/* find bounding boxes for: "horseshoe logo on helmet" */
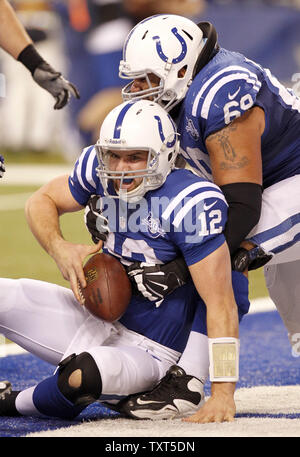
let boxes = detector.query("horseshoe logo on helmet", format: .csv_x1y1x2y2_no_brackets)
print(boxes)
154,115,176,147
152,27,187,64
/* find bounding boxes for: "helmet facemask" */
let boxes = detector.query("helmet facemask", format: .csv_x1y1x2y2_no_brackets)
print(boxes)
121,67,164,104
96,134,178,203
120,64,181,112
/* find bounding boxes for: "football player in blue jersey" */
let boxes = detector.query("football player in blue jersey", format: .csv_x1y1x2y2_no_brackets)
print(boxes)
0,0,79,178
0,154,5,177
0,100,249,423
83,14,300,422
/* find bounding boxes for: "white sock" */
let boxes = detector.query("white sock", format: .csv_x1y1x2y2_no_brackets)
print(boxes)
15,386,43,416
177,331,209,382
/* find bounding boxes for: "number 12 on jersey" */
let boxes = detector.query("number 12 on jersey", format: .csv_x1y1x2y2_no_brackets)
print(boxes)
198,209,222,236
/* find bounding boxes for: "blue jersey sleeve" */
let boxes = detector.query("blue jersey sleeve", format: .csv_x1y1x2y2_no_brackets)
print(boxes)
68,145,100,206
161,178,228,265
194,64,262,139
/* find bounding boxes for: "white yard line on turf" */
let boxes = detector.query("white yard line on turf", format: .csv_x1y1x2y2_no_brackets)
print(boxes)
1,164,72,186
0,192,34,210
0,164,72,210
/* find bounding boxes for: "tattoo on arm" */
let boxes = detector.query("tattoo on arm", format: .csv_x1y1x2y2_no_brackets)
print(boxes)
207,123,249,170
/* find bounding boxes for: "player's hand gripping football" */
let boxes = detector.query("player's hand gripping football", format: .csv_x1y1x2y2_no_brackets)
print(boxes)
0,155,5,178
50,238,102,304
84,194,110,243
33,62,80,110
84,195,190,306
126,257,190,307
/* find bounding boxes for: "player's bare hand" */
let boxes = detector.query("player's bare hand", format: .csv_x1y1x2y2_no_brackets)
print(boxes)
183,393,236,424
50,239,102,302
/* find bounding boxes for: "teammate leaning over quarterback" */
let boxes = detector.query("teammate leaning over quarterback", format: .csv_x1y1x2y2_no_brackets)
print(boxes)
0,100,249,423
119,13,300,333
0,0,79,177
82,14,300,421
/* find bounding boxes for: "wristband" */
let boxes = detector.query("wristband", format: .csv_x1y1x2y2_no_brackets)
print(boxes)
17,44,45,74
208,337,239,382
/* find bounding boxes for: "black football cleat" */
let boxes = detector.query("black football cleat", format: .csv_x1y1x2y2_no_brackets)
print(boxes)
0,381,20,416
0,381,12,400
120,365,205,420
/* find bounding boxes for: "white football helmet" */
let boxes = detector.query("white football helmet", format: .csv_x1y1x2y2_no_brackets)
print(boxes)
119,14,216,111
96,100,179,201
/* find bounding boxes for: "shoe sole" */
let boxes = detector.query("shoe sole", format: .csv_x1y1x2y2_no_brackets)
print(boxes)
123,399,205,421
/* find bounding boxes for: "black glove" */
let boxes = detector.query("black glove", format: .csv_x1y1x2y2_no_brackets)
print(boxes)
0,155,5,178
84,195,109,243
33,62,80,110
18,44,80,110
232,246,273,272
126,257,190,307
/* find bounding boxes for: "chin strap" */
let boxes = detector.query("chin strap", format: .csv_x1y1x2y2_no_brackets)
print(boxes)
193,22,219,77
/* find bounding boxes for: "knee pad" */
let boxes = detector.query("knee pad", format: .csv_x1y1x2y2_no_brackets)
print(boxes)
57,352,102,407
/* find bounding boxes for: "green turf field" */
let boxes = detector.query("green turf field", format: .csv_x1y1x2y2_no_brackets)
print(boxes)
0,184,268,299
0,184,91,288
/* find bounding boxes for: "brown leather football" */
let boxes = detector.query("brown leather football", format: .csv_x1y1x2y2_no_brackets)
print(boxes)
79,253,132,322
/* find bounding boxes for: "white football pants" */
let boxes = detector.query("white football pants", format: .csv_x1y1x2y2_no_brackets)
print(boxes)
0,278,179,404
247,175,300,346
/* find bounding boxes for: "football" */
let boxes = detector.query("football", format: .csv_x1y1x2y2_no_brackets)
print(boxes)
79,253,132,322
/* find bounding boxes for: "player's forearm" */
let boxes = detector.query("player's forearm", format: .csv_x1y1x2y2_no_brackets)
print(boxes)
189,243,239,408
189,242,239,337
205,265,239,384
206,293,239,338
206,290,239,405
206,297,238,414
0,0,32,59
207,299,238,395
25,193,64,258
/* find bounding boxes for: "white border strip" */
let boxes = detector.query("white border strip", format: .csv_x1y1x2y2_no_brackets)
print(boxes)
249,296,276,314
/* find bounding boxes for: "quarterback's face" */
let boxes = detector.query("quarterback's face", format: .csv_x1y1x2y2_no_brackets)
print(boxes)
107,149,148,192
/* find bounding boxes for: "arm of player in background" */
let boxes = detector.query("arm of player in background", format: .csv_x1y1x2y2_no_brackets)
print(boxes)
0,0,32,58
0,0,79,109
184,241,239,423
25,175,102,303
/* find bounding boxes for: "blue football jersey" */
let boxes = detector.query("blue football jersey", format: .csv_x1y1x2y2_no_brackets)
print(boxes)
68,145,232,352
178,48,300,189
